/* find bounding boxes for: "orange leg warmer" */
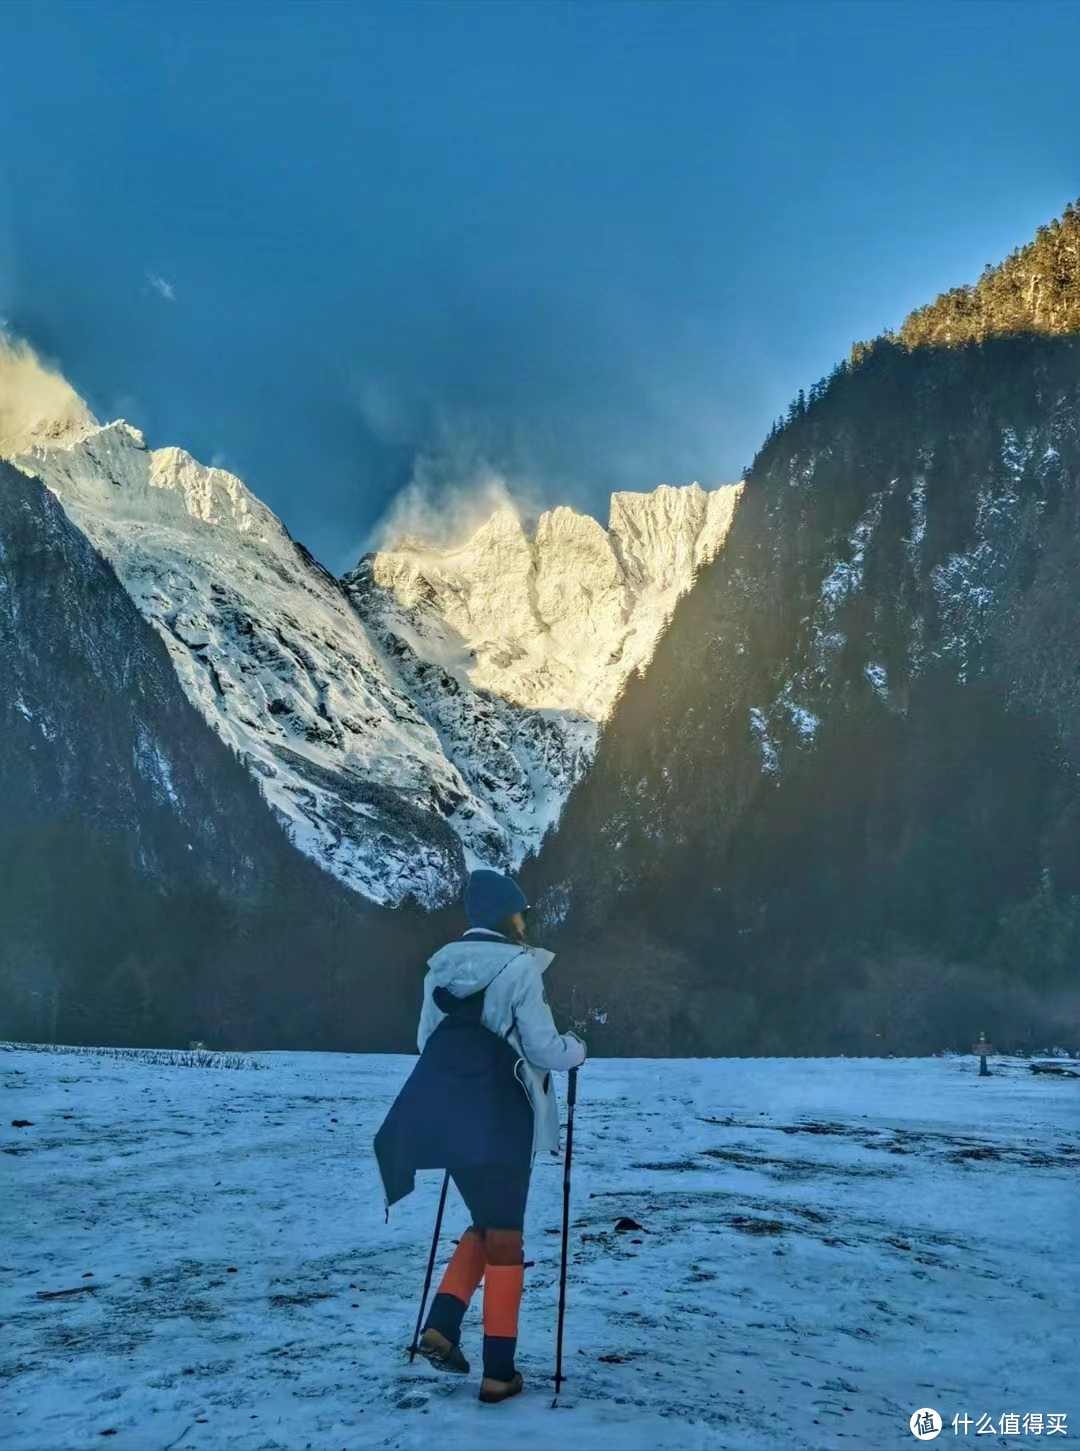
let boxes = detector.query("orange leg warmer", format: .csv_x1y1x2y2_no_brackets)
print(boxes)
435,1227,486,1306
482,1230,524,1340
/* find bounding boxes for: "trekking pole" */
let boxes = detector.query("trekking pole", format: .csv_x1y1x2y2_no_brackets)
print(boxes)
408,1170,450,1363
552,1065,579,1406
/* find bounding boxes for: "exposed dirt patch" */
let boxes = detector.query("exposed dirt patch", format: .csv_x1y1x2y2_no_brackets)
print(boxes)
701,1146,895,1178
630,1160,704,1172
268,1291,334,1309
725,1216,787,1236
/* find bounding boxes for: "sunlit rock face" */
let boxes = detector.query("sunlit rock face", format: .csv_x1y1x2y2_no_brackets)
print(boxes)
356,481,742,719
344,482,741,878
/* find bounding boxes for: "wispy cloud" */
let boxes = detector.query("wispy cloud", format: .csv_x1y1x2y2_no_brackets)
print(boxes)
360,398,549,559
0,333,95,455
147,273,176,302
369,468,524,555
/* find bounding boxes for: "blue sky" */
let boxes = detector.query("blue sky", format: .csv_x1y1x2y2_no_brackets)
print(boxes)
1,0,1078,570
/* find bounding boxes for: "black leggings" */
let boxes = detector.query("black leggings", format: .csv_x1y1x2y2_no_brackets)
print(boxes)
450,1164,530,1231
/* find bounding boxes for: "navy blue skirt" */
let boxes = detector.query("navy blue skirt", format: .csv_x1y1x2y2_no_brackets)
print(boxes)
375,1005,533,1209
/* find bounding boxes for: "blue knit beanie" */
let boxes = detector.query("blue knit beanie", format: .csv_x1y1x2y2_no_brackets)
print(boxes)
464,869,528,930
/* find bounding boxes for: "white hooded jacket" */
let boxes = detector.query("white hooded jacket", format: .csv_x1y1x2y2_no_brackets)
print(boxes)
418,930,586,1157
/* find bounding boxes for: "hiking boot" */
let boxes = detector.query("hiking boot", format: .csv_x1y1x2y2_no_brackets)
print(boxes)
417,1327,470,1373
479,1371,524,1403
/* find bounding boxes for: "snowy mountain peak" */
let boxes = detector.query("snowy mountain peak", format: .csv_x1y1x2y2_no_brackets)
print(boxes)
5,345,743,907
609,480,739,589
26,419,289,548
149,446,273,536
362,481,743,720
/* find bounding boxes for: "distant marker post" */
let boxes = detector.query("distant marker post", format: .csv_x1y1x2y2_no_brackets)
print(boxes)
971,1032,994,1078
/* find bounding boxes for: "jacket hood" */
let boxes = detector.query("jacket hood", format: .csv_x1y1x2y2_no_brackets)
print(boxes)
426,939,554,999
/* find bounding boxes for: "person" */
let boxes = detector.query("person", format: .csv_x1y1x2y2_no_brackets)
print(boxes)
374,868,586,1404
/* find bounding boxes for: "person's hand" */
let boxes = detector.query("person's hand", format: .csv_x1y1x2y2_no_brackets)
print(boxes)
564,1030,587,1062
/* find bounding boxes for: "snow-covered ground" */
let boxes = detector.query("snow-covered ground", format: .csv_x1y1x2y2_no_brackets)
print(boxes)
2,1049,1076,1449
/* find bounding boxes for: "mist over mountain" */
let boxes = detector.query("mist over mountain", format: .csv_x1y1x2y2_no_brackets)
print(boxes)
526,203,1080,1057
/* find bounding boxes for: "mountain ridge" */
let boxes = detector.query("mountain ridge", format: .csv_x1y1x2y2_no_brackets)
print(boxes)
5,354,741,906
861,196,1080,355
359,481,740,720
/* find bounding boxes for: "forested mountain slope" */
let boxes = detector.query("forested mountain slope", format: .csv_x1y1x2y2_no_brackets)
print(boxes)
892,199,1080,348
529,209,1080,1057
